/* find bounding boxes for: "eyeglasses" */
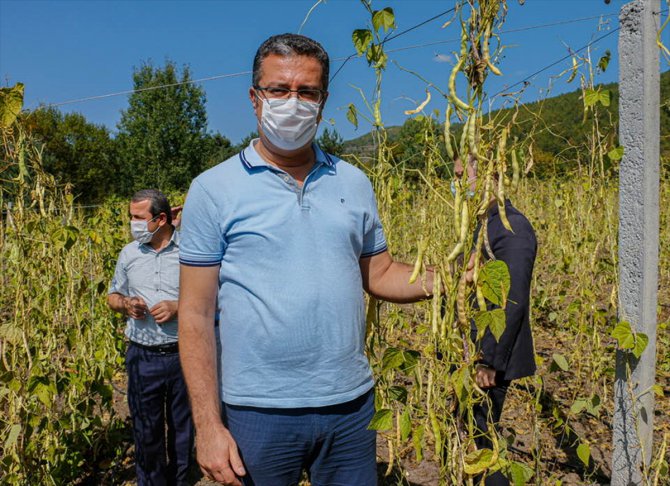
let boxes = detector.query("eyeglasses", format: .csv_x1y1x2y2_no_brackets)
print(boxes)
254,86,325,104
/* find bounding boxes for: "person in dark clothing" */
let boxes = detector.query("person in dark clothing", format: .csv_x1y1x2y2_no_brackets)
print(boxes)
456,156,538,486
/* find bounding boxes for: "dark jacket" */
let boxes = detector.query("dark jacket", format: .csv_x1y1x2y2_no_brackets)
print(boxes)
472,199,537,381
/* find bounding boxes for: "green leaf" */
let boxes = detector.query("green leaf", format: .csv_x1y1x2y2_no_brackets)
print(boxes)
551,353,569,372
372,7,396,33
5,424,21,449
400,408,412,441
570,399,588,415
0,83,24,128
388,385,408,404
611,321,635,349
352,29,373,56
599,90,611,107
450,366,470,407
577,442,590,466
381,347,404,371
368,408,393,431
508,461,534,485
346,103,358,129
366,44,388,69
632,332,649,359
463,448,495,475
584,89,599,107
598,50,611,72
586,394,602,416
475,309,507,342
412,424,424,462
607,145,624,161
479,260,510,307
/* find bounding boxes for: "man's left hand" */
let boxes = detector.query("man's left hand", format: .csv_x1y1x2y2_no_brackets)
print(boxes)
150,300,178,323
475,365,497,388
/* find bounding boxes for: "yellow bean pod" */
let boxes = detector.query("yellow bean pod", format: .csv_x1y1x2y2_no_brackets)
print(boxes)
444,104,454,160
408,239,427,284
497,169,513,232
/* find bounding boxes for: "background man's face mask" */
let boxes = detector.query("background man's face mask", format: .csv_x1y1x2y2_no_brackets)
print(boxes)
260,97,320,150
130,215,160,244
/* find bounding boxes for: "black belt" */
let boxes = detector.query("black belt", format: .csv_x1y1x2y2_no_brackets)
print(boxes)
130,341,179,354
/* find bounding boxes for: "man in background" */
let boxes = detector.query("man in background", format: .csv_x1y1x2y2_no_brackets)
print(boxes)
457,156,538,486
108,189,193,485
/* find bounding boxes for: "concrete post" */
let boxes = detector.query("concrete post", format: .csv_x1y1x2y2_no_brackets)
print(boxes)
613,1,660,484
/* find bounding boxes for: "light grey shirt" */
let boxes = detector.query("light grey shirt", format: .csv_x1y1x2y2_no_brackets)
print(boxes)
109,229,180,346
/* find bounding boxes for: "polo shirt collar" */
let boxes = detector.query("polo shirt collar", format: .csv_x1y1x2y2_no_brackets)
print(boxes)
140,226,179,251
239,138,335,170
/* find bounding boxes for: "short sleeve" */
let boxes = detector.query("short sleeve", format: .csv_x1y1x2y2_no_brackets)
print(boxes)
360,179,387,258
179,178,226,267
109,250,129,295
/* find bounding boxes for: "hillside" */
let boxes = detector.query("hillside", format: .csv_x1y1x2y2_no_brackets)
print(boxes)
342,70,670,171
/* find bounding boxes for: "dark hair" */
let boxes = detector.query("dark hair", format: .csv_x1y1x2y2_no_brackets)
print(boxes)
252,33,330,91
131,189,172,225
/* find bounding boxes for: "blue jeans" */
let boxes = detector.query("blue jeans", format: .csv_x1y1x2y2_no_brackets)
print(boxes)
126,343,194,486
222,388,377,486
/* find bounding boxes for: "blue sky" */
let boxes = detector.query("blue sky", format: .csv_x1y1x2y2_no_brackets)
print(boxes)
1,0,666,143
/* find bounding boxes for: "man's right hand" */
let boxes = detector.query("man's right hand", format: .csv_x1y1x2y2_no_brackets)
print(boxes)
124,296,148,319
197,424,246,485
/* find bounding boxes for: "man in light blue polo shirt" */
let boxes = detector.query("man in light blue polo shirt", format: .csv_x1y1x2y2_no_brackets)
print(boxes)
108,189,194,485
178,34,437,486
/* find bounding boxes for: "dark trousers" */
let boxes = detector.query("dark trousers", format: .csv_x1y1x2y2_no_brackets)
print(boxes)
222,389,377,486
472,380,511,486
126,342,194,486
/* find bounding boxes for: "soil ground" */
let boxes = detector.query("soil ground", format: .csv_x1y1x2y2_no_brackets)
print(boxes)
99,320,670,486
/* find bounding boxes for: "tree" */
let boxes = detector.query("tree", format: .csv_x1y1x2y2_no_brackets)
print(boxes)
203,132,238,170
317,127,344,157
25,107,119,202
116,60,210,194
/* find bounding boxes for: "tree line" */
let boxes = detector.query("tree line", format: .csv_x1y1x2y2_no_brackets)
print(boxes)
20,60,669,203
342,70,670,178
21,60,344,203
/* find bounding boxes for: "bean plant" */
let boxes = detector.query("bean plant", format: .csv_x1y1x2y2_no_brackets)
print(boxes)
0,85,128,484
348,1,669,485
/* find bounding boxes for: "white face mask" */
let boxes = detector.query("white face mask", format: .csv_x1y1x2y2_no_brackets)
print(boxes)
130,216,160,244
260,97,320,151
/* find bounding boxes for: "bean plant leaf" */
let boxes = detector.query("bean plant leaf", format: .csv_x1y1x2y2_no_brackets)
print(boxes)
413,424,424,462
366,44,388,69
382,347,404,371
607,146,624,161
400,407,412,441
368,408,393,431
584,88,610,108
598,50,611,72
0,83,24,129
599,89,611,107
584,89,599,107
551,353,569,371
346,103,358,129
479,260,510,307
352,29,373,56
475,309,506,342
632,332,649,359
372,7,396,33
463,448,496,475
611,321,635,349
577,442,591,466
5,424,21,449
570,398,588,415
508,461,534,485
388,385,408,404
